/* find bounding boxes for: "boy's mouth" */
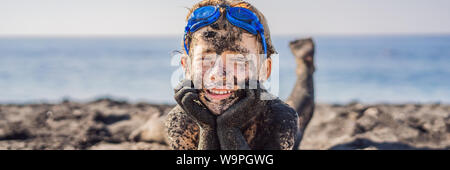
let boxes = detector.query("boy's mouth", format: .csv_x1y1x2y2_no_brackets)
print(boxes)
204,88,236,101
199,87,245,115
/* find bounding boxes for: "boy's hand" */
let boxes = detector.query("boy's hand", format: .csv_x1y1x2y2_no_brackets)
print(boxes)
174,80,216,129
217,81,265,129
215,81,267,150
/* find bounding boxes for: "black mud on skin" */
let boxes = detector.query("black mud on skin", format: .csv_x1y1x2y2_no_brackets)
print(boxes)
190,17,251,55
209,23,220,30
172,80,220,149
170,18,299,149
200,89,242,115
165,105,200,150
287,38,316,149
203,31,217,38
165,89,298,150
199,30,246,55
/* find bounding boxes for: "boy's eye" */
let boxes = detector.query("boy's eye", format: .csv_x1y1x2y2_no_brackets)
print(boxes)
193,56,211,62
235,58,246,63
228,55,246,62
201,54,216,61
202,57,213,61
230,59,246,67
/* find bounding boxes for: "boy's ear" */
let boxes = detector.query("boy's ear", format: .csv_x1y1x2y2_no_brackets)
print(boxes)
181,55,190,77
265,58,272,79
181,56,186,69
259,58,272,81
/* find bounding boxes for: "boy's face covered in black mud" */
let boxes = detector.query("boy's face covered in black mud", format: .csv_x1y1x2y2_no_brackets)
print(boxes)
184,16,269,115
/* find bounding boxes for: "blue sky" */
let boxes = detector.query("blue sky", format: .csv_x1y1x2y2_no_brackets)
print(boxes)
1,0,449,36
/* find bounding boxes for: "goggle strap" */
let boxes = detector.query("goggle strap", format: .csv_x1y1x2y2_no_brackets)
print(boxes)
184,29,190,55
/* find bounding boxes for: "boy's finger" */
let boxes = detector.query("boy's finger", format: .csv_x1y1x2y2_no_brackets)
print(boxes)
174,87,197,104
174,79,194,94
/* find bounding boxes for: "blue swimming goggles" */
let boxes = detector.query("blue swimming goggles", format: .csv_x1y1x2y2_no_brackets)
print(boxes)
184,5,267,57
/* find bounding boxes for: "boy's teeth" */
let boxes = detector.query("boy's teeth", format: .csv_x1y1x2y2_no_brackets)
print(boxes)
209,90,232,95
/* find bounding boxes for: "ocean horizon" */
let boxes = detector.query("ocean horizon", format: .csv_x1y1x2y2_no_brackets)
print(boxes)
0,35,449,104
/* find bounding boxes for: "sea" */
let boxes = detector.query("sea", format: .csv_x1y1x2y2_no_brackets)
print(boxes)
0,35,449,104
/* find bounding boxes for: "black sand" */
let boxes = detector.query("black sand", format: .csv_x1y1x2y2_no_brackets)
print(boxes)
0,99,449,150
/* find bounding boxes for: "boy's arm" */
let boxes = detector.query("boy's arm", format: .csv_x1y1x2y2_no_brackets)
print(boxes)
263,102,298,150
217,126,251,150
165,105,200,150
198,125,220,150
166,106,220,150
170,80,220,150
216,89,262,150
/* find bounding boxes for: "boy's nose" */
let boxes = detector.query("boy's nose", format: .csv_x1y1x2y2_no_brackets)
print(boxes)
209,68,227,81
208,60,228,83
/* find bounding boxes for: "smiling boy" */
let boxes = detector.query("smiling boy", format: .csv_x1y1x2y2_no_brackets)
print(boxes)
165,0,314,150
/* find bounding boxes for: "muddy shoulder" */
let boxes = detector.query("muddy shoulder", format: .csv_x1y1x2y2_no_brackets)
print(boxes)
0,99,449,150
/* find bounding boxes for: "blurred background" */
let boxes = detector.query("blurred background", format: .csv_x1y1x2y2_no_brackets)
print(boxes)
1,0,449,104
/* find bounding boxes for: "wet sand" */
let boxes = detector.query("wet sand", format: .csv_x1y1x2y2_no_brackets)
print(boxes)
0,98,449,150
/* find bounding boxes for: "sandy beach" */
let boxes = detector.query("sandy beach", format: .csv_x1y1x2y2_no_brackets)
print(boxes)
1,98,448,150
